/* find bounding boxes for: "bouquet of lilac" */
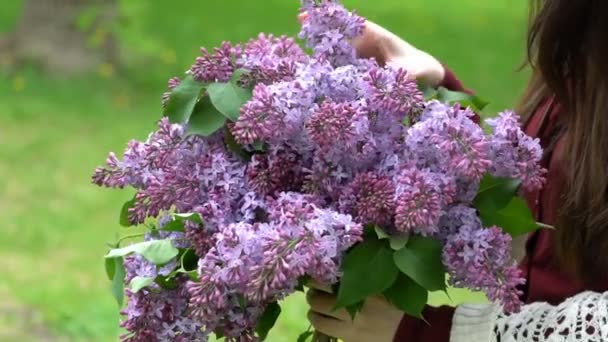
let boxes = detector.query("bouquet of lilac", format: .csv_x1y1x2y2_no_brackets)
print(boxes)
93,1,545,341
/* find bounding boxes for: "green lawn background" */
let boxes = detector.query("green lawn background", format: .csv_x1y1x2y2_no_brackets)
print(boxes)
0,0,528,340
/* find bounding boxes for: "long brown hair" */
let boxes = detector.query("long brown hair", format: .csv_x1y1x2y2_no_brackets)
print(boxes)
520,0,608,281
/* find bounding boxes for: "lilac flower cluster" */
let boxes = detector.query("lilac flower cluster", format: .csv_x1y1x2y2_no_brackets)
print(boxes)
441,209,525,313
188,193,362,334
94,0,545,339
299,0,366,66
120,235,206,342
239,33,307,85
487,111,546,190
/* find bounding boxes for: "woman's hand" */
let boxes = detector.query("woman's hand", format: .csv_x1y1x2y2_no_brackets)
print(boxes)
306,283,404,342
298,13,445,87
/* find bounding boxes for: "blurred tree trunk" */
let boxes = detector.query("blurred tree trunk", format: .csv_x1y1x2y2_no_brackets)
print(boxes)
2,0,119,74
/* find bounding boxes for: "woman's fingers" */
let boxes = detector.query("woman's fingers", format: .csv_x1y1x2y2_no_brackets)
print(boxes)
306,289,351,321
307,310,350,338
307,279,333,293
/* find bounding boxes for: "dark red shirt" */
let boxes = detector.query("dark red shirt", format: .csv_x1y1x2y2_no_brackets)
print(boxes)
393,70,606,341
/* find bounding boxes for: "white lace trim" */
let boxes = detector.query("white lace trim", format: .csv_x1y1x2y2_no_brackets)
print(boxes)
450,291,608,342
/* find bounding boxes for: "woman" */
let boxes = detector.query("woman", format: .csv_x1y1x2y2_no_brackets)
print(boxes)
304,1,608,341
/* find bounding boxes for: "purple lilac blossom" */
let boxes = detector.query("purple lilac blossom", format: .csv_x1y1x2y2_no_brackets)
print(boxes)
162,76,182,107
246,146,303,195
341,172,396,226
408,101,492,181
190,42,242,83
299,0,366,66
443,224,525,312
232,80,317,145
187,193,362,339
239,33,307,85
305,100,367,152
361,65,424,120
486,111,547,190
121,253,206,342
394,167,456,235
321,65,364,102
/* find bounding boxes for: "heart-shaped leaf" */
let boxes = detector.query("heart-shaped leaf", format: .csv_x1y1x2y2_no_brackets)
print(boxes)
105,239,178,265
436,87,489,112
479,197,539,236
119,196,136,227
129,276,155,293
256,302,281,341
111,257,125,306
186,96,226,137
161,220,185,233
389,236,409,251
336,239,399,308
383,273,428,318
163,75,204,124
207,81,253,121
474,175,521,212
172,213,203,224
393,236,446,291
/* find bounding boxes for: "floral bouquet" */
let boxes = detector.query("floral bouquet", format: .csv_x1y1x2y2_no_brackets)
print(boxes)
93,0,545,341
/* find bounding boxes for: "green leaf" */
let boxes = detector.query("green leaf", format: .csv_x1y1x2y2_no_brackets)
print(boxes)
393,236,446,291
419,84,438,101
161,220,185,232
436,87,489,112
473,175,537,236
336,240,399,308
383,273,428,318
186,96,227,137
256,302,281,341
474,175,521,212
186,270,199,281
206,81,253,121
111,257,125,306
172,213,203,224
155,275,180,290
479,197,539,236
345,301,365,320
119,196,136,227
252,141,265,152
105,257,116,281
163,75,204,124
297,331,314,342
129,276,155,293
389,236,409,251
374,225,390,240
105,239,179,265
180,248,199,272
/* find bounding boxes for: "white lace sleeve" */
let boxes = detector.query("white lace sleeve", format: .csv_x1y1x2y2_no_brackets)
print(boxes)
450,291,608,342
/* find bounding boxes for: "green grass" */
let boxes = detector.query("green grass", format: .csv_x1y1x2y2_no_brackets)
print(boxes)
0,0,527,340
